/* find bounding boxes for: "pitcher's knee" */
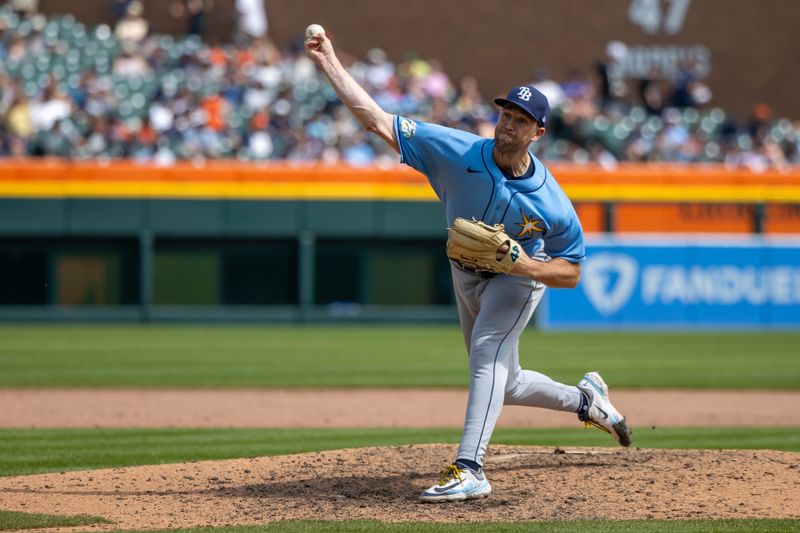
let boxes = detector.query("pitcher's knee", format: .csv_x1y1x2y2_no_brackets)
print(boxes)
504,379,525,402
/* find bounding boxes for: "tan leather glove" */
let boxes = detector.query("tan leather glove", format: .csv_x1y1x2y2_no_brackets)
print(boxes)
446,217,522,274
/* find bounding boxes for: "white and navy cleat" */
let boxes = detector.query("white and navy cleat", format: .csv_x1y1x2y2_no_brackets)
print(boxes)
577,371,632,447
419,463,492,503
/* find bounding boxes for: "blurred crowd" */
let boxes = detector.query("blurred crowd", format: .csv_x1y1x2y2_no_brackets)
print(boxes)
0,2,798,170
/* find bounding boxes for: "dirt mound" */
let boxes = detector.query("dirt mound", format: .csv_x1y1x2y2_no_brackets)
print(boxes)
1,444,798,531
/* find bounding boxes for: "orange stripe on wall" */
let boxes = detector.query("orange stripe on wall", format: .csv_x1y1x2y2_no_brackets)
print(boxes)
765,204,800,233
1,160,799,184
3,181,799,202
1,160,800,202
574,202,606,233
572,203,800,234
615,204,756,233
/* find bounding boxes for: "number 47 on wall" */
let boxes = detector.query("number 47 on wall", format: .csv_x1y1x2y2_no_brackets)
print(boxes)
629,0,692,35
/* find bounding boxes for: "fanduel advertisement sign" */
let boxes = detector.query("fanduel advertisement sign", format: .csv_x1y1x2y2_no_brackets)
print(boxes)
542,238,800,329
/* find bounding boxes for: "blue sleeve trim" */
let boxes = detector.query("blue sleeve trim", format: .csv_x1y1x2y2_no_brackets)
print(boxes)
393,115,407,165
551,254,586,263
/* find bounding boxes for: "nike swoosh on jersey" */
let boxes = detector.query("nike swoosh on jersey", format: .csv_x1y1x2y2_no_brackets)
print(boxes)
467,167,483,173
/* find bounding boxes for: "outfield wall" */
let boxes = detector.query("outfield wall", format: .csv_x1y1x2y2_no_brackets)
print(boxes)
1,161,798,326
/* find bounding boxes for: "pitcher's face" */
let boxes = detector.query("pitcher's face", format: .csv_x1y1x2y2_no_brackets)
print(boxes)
494,104,545,152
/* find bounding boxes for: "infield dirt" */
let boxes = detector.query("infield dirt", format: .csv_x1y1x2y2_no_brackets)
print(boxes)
3,389,800,428
1,389,799,530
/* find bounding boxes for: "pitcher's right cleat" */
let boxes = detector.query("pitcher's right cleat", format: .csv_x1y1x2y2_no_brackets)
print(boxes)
577,371,632,447
419,463,492,503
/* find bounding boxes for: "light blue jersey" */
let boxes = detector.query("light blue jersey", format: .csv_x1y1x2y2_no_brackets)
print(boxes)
394,115,585,263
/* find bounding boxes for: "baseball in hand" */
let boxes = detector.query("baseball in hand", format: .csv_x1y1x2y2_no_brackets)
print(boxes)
305,24,325,39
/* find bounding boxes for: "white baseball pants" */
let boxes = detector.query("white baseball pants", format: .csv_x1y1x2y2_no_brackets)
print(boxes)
450,264,584,465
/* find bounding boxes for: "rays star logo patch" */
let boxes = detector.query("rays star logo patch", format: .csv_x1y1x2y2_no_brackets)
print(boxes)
515,211,544,238
399,118,416,139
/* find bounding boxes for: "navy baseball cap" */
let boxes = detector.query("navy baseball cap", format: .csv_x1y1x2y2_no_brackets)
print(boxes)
494,85,550,126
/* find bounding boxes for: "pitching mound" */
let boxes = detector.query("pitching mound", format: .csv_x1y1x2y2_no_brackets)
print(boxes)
1,444,798,530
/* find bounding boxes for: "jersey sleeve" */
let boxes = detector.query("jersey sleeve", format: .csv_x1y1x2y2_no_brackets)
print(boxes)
543,206,586,263
393,115,474,199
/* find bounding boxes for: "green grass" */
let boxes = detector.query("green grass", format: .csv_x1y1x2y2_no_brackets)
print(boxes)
0,326,798,389
0,517,797,533
101,520,800,533
0,509,107,530
0,427,797,477
2,327,796,532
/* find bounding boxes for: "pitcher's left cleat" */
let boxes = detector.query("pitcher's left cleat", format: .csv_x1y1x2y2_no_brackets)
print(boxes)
419,463,491,503
577,371,632,447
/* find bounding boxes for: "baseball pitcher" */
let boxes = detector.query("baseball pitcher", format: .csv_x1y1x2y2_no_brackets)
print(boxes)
305,26,632,503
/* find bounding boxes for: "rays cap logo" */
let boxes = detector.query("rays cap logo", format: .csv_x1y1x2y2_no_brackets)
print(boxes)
582,253,638,316
494,85,550,126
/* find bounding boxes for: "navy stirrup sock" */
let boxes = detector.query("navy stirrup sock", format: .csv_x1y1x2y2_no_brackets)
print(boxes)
577,388,591,421
455,459,482,473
